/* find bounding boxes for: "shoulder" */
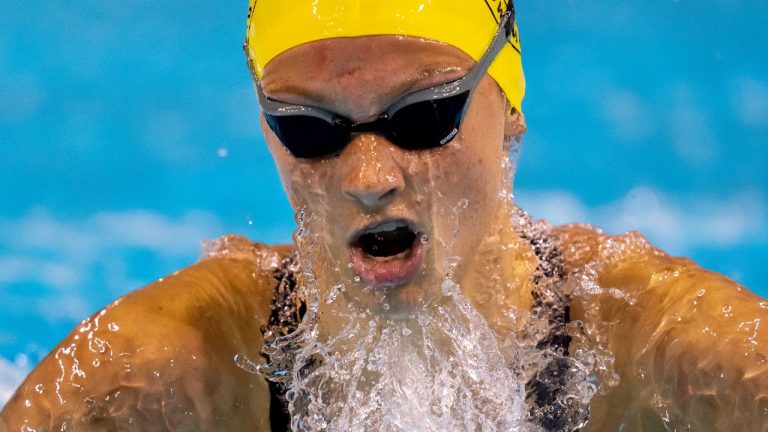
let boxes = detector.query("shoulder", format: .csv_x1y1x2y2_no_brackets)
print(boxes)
552,222,759,354
1,235,290,431
553,223,721,303
552,223,759,325
553,224,768,430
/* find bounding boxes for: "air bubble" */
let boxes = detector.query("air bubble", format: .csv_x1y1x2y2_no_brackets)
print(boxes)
326,284,343,304
454,198,469,212
416,313,431,327
446,256,461,268
441,279,458,296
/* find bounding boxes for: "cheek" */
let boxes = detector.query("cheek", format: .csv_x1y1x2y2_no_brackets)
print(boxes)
266,143,304,209
443,149,503,239
279,161,339,213
451,101,505,201
441,82,507,236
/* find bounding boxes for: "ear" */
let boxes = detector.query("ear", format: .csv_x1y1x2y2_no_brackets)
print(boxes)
503,101,526,151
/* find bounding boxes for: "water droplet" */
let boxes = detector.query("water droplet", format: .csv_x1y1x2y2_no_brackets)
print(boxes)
455,198,469,211
326,284,343,304
637,367,647,381
441,279,458,296
374,291,387,306
234,353,261,374
416,313,431,327
217,147,229,158
447,256,461,268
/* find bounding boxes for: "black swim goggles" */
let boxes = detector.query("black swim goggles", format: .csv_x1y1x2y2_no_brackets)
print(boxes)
256,10,516,159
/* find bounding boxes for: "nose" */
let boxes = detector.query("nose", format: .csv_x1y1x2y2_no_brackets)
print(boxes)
341,134,405,211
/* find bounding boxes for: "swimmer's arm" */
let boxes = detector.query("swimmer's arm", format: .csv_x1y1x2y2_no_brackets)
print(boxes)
564,227,768,431
631,267,768,431
0,239,282,431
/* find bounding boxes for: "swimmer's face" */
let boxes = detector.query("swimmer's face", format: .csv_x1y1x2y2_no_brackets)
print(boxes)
259,36,516,316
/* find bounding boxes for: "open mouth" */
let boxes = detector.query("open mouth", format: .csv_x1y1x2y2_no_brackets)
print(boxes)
349,219,424,287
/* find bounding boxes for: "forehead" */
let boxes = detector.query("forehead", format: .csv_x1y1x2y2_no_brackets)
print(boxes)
260,36,476,117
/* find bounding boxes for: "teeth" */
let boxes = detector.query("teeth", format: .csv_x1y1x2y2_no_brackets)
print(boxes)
370,249,410,262
364,221,408,234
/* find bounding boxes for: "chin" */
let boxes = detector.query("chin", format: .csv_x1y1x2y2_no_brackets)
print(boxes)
383,282,434,317
351,271,443,319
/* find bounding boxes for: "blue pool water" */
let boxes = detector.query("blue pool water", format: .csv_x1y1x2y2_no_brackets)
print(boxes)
1,1,767,402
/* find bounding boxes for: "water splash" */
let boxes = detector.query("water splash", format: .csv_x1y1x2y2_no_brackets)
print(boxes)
285,285,530,431
239,154,614,431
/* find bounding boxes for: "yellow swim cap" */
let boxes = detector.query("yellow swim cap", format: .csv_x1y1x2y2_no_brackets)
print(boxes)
245,0,525,112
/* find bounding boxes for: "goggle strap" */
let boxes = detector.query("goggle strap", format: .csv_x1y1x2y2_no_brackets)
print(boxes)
464,10,515,87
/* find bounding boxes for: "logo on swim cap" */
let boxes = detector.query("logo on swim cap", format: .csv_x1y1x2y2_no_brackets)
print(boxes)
484,0,521,54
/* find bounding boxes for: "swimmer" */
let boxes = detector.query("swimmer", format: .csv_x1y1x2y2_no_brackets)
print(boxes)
2,1,767,431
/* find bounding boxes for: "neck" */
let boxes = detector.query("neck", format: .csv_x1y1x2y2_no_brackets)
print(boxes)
459,200,537,337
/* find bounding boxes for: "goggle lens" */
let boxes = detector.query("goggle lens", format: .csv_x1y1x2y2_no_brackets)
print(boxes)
388,91,470,150
264,114,347,159
265,90,471,159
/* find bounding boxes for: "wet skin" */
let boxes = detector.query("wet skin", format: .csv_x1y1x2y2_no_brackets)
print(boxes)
3,36,768,431
258,35,531,320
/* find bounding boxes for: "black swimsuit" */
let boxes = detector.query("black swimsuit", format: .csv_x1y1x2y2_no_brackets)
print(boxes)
260,214,583,431
516,214,579,431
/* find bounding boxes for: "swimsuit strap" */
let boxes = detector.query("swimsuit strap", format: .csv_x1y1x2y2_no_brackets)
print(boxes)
513,207,586,431
262,253,303,432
